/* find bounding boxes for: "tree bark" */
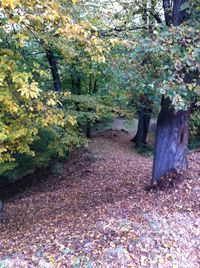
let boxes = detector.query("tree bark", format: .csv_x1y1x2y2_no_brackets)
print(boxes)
142,0,148,25
86,119,91,138
131,108,151,146
89,76,92,94
76,76,81,95
173,0,188,26
71,74,81,95
46,49,61,91
93,79,98,94
163,0,172,26
152,0,190,183
71,74,75,92
152,98,189,182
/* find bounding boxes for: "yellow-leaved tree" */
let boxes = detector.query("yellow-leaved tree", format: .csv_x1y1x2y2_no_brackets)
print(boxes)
0,0,108,177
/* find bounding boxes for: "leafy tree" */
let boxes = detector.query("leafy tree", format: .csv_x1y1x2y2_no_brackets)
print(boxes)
85,0,200,182
0,0,199,186
151,0,200,182
0,0,109,179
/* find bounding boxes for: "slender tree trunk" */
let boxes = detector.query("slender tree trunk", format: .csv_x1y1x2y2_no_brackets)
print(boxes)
142,0,148,25
89,76,92,94
71,74,81,94
131,108,151,146
74,76,81,95
93,79,98,94
163,0,172,26
86,119,91,138
152,98,189,182
75,76,81,95
71,74,75,92
152,0,190,183
46,49,61,91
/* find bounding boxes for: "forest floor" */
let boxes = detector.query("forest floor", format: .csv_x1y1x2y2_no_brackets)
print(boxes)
0,130,200,268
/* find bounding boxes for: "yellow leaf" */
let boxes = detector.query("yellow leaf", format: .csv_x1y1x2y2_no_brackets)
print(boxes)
0,133,7,142
49,257,55,263
47,99,57,106
2,0,20,8
67,115,76,126
63,92,71,97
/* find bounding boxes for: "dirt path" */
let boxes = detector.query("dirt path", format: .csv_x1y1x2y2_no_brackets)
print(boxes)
0,130,200,267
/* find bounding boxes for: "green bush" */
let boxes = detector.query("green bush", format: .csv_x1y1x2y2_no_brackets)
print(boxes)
189,110,200,150
0,126,86,183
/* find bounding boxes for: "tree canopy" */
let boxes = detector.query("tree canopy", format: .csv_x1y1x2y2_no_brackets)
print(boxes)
0,0,199,182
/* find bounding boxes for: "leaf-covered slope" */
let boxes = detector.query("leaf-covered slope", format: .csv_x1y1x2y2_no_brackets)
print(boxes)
0,130,199,267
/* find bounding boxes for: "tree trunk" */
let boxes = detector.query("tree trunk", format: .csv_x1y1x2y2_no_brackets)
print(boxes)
163,0,172,26
46,49,61,91
71,74,75,92
173,0,188,26
86,119,91,138
93,79,98,94
71,74,81,94
152,0,190,183
89,76,92,94
131,108,151,146
142,0,148,25
152,98,189,183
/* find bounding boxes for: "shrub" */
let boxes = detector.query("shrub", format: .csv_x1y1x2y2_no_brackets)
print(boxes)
189,109,200,150
0,126,86,183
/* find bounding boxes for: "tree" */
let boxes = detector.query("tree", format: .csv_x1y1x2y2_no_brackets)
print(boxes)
152,0,199,183
131,96,152,146
130,1,158,146
106,0,199,182
46,49,62,91
0,0,109,178
1,0,199,184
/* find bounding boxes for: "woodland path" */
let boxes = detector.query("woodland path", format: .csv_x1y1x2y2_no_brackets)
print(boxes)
0,130,200,267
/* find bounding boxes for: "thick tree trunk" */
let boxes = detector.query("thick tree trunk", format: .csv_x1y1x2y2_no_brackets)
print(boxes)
152,0,190,183
152,98,189,183
46,49,61,91
173,0,188,26
131,108,151,146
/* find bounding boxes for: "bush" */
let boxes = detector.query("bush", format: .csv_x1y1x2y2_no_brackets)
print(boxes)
189,110,200,150
0,126,86,183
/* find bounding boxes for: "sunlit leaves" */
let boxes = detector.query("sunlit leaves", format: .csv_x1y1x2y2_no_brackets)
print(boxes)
0,48,66,163
0,0,110,166
67,115,77,126
18,82,41,99
1,0,20,8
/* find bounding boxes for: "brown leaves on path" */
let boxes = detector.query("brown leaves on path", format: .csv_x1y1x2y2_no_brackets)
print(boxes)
0,130,200,267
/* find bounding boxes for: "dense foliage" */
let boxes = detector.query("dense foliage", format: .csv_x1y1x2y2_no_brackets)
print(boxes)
0,0,200,182
0,0,111,180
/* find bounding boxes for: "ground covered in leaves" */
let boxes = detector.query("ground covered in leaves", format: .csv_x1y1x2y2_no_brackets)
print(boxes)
0,130,200,267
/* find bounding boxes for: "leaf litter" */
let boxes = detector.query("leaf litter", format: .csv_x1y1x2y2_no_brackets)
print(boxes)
0,130,199,267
